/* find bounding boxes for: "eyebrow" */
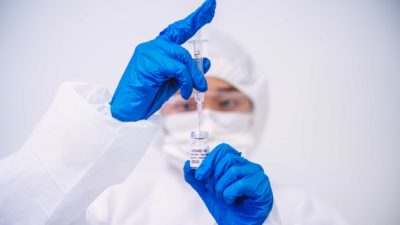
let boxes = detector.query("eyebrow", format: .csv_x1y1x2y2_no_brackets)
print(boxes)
216,86,238,92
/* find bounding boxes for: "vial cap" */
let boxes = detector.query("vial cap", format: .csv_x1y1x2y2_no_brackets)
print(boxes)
191,131,208,139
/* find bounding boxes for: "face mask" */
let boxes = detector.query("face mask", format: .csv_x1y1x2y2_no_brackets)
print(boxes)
161,110,255,168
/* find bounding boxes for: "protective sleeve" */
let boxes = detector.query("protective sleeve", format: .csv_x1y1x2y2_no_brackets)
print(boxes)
274,188,350,225
0,82,158,225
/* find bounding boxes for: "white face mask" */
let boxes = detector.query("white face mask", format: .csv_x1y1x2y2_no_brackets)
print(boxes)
161,110,255,168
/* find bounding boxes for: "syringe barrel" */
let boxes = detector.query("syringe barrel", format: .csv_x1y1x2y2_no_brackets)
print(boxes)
194,52,204,104
195,92,204,104
194,57,204,73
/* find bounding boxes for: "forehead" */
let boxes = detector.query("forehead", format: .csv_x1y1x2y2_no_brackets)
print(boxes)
206,76,238,92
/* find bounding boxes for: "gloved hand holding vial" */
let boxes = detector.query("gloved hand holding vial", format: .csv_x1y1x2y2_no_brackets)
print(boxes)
185,26,274,225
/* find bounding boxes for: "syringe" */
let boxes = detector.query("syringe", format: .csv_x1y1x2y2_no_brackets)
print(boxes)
190,30,206,132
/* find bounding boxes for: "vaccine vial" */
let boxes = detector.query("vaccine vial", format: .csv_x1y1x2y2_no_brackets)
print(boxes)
190,131,209,169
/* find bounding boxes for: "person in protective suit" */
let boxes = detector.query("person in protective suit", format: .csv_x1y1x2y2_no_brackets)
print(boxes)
0,1,348,224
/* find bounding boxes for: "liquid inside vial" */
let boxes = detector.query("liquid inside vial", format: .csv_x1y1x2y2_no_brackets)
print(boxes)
190,131,209,169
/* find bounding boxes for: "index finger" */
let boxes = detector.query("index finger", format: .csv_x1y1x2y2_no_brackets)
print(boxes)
159,0,216,45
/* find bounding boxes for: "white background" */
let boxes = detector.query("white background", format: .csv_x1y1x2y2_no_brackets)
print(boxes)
1,0,399,224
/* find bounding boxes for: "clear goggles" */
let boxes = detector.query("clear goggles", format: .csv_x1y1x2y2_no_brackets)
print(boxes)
162,90,253,114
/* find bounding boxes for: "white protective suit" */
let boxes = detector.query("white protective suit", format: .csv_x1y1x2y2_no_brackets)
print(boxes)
0,31,349,225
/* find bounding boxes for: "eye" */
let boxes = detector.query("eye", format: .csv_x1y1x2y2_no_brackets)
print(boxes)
182,102,191,110
218,98,238,110
176,101,196,112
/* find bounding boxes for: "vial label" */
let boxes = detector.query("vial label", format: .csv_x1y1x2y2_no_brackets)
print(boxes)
190,145,209,169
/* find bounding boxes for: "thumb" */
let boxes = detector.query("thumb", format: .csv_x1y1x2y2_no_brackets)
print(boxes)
184,161,208,196
202,57,211,74
184,161,217,209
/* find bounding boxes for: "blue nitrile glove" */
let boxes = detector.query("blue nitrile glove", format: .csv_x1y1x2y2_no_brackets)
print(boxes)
110,0,216,121
184,143,274,225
